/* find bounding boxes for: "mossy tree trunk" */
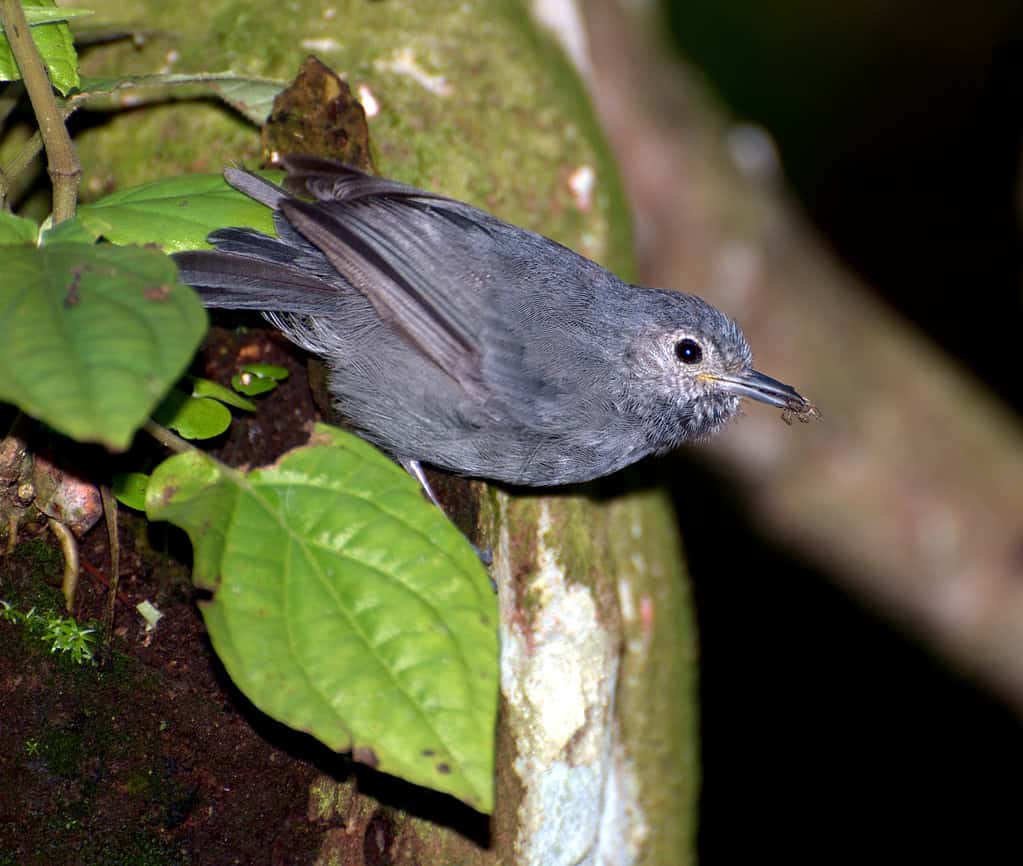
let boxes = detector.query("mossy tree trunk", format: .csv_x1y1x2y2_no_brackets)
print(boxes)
65,2,700,863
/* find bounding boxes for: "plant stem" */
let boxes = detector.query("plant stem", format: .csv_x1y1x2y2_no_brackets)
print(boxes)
142,419,193,455
100,484,119,638
47,517,78,612
0,0,80,222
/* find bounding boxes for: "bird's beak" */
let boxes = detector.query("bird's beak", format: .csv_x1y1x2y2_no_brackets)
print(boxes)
704,369,811,412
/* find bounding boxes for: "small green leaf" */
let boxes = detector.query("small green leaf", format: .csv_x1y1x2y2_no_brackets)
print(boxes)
0,212,38,245
203,74,282,125
240,363,288,380
136,599,163,631
0,244,207,449
230,373,277,396
69,72,283,125
146,424,498,811
0,1,81,95
153,389,232,440
232,362,289,395
2,6,93,26
111,472,149,511
189,376,257,411
75,172,281,251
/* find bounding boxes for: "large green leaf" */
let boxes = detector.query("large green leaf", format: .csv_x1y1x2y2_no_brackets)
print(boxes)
75,172,280,251
0,211,38,245
38,214,96,245
146,424,498,811
0,243,206,449
0,1,82,94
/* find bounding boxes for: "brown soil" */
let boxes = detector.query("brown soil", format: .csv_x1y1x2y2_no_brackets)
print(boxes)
0,328,349,865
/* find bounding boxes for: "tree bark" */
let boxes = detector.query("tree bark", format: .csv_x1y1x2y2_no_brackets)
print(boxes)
581,0,1023,713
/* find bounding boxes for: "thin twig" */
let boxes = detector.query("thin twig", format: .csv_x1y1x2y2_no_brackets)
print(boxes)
100,484,119,638
142,419,193,455
0,0,80,222
81,559,132,609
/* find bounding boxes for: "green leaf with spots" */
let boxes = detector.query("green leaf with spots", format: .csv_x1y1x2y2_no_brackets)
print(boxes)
0,243,207,449
145,424,498,811
75,172,281,252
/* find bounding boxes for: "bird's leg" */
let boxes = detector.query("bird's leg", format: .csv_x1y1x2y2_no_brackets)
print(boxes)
400,458,493,567
402,458,445,509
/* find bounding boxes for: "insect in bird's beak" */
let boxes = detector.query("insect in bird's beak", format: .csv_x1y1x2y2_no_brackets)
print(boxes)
703,369,821,424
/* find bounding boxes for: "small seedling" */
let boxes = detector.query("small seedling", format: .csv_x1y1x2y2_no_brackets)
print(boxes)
42,617,96,664
0,599,97,664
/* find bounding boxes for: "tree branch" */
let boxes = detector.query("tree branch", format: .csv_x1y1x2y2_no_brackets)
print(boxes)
583,0,1023,712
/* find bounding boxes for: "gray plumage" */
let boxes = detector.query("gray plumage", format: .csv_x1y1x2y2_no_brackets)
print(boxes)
173,155,811,486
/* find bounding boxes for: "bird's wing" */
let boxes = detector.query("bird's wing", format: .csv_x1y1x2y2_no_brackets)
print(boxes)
269,159,500,395
204,158,610,419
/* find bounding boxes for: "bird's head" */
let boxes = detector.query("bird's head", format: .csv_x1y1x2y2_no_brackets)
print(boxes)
627,290,816,446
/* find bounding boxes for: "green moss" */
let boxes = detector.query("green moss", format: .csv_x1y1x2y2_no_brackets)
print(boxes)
77,828,187,866
74,0,632,276
37,728,84,777
308,774,360,823
11,537,63,583
123,765,153,795
5,627,194,862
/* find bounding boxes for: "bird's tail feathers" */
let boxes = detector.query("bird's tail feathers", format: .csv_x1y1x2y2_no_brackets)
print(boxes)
172,248,338,314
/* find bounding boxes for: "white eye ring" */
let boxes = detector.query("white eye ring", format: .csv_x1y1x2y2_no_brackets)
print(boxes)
674,338,703,365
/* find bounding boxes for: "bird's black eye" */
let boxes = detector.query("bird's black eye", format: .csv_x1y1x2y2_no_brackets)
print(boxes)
674,338,703,365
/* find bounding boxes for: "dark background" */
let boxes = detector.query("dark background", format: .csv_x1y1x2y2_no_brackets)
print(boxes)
660,2,1023,862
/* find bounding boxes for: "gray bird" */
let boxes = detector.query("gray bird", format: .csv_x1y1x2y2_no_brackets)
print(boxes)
173,155,814,493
